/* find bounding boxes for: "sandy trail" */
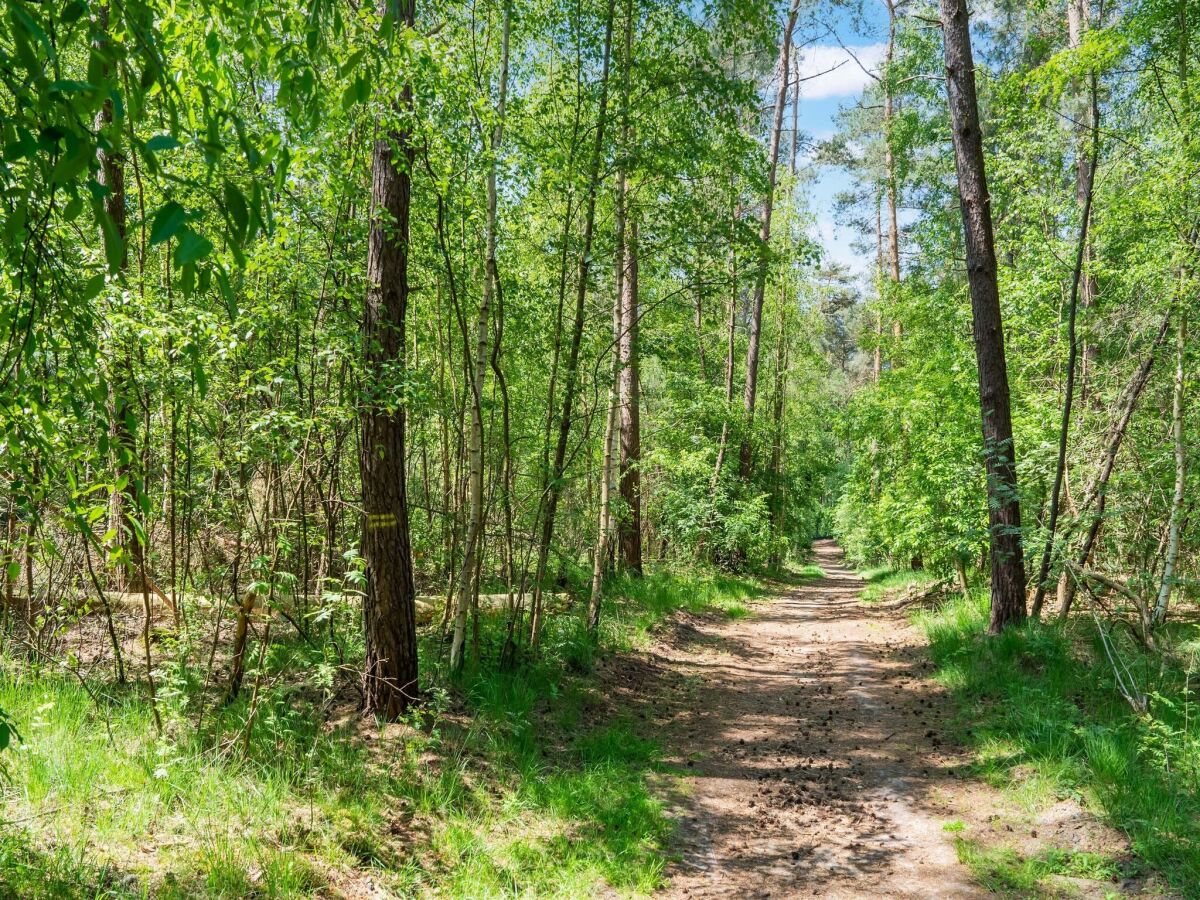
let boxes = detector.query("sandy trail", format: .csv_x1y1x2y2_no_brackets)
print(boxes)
652,540,984,899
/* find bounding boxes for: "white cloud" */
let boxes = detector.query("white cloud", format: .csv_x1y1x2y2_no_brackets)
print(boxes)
795,44,886,100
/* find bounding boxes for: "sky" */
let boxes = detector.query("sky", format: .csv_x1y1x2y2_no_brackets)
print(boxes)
790,2,892,276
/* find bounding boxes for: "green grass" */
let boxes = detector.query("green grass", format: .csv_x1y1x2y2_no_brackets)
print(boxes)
596,570,766,650
954,839,1124,897
0,567,762,898
858,567,936,604
917,592,1200,895
792,563,825,580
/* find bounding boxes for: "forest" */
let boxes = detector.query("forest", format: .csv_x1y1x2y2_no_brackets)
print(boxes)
0,0,1196,894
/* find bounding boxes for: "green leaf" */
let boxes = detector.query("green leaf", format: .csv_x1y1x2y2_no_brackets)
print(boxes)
216,266,238,320
81,273,105,300
145,134,181,152
223,181,248,242
48,79,94,93
149,201,187,246
174,229,213,265
97,205,124,273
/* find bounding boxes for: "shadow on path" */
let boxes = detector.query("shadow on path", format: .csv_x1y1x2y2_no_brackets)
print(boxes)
616,541,986,899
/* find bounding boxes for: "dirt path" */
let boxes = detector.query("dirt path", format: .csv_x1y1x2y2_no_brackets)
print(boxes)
646,540,980,898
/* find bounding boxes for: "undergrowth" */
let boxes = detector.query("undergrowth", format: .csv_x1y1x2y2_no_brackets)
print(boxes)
857,566,936,604
0,567,763,897
916,592,1200,895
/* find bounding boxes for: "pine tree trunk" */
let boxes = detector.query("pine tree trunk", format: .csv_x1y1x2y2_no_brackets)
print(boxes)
360,0,419,718
940,0,1028,632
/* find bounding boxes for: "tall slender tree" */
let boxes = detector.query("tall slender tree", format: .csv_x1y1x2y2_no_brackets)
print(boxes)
451,0,512,672
739,0,799,479
940,0,1028,631
530,0,617,645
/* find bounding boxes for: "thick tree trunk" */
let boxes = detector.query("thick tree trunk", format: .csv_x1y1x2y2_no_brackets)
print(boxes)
738,0,798,479
360,0,419,719
940,0,1028,632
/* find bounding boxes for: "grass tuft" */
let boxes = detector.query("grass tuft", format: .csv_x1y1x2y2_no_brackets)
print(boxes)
919,592,1200,894
858,567,936,604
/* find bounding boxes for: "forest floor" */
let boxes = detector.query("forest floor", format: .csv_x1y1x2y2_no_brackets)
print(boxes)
603,541,1161,899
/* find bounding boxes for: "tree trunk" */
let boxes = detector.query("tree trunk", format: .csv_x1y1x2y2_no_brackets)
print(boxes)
1031,76,1099,618
738,0,798,479
615,0,642,575
530,0,616,646
451,0,510,671
1153,3,1190,627
589,189,626,632
618,214,643,574
940,0,1028,632
95,6,145,594
1058,311,1172,619
884,0,902,335
1153,307,1187,625
360,0,419,719
1068,0,1101,402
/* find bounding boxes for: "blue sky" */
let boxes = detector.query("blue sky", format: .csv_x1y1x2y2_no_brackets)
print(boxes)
790,1,892,275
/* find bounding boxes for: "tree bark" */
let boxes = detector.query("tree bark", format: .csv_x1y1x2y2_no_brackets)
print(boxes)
530,0,616,646
940,0,1028,632
360,0,419,719
589,189,625,632
618,214,642,574
451,0,510,671
1153,307,1187,625
616,0,642,575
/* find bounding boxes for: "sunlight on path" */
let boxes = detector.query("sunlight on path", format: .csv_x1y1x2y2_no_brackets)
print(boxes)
653,541,984,899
